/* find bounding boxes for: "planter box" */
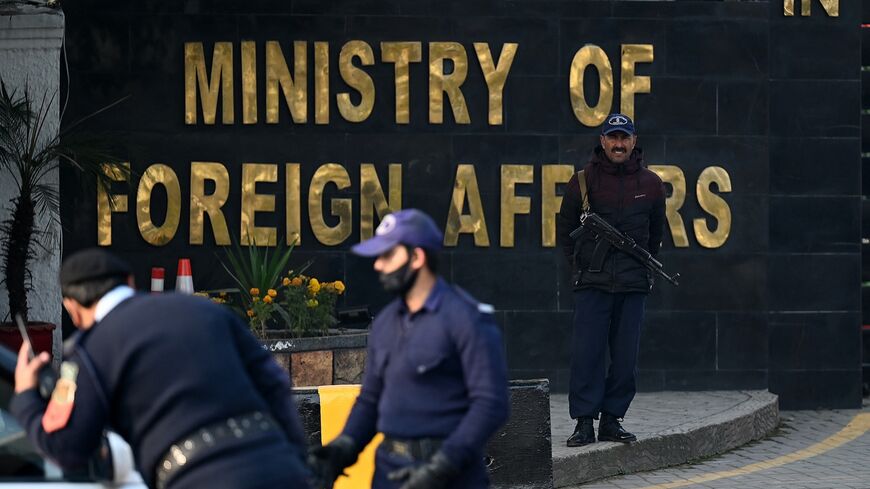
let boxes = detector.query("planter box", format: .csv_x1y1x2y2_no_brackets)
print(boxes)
0,322,55,357
262,332,368,388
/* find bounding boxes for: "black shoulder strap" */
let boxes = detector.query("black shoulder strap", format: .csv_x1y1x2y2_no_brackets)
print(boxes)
576,170,590,213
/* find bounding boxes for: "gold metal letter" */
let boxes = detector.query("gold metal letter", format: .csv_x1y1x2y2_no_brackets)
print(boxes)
266,41,307,124
569,44,613,127
500,165,533,247
474,42,518,126
649,165,689,248
694,166,732,248
185,42,234,125
286,163,302,245
241,41,257,124
240,163,278,246
620,44,653,122
315,42,330,125
337,41,376,123
190,162,231,246
360,164,402,240
429,42,471,124
784,0,838,16
381,42,422,124
542,165,574,247
96,163,130,246
309,164,352,246
137,164,181,246
444,165,489,246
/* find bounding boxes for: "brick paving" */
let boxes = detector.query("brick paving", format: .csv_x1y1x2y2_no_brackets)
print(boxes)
564,399,870,489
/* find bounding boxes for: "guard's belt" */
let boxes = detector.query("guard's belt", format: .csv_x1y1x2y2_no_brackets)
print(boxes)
155,411,278,489
381,436,444,461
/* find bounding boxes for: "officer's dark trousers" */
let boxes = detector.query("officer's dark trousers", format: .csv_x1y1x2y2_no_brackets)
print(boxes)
371,445,489,489
569,289,645,420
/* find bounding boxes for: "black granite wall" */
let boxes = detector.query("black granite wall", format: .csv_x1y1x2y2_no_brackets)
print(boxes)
56,0,862,409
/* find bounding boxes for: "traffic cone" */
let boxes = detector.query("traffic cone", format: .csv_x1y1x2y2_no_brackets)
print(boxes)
150,267,165,293
176,259,194,294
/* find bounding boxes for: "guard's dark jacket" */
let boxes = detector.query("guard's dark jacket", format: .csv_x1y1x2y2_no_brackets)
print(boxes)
341,278,510,480
10,293,308,488
557,147,666,294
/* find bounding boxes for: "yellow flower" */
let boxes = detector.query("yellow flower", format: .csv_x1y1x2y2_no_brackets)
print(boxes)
249,287,260,297
282,277,291,286
333,280,345,294
263,295,273,304
219,291,228,298
267,289,277,298
306,299,319,308
253,296,260,303
246,309,254,317
308,278,321,295
193,291,209,298
291,277,303,287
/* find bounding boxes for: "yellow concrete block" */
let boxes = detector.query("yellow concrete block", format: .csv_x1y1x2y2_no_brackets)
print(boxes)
318,384,384,489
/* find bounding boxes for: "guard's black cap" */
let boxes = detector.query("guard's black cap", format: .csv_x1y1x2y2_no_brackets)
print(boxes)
60,248,132,288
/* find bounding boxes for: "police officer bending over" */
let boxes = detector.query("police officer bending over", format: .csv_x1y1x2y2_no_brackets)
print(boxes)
309,209,510,489
11,248,310,489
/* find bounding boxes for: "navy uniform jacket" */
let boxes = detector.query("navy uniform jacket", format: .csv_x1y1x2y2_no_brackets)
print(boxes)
341,278,510,469
10,292,307,487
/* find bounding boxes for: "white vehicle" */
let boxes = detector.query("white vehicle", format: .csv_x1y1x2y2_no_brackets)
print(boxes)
0,378,146,488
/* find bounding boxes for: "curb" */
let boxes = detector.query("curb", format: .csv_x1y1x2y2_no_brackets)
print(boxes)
553,390,779,487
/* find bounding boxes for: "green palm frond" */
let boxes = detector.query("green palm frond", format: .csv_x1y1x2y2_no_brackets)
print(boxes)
0,79,127,321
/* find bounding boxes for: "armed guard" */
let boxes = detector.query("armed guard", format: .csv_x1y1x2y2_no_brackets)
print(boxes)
557,113,667,447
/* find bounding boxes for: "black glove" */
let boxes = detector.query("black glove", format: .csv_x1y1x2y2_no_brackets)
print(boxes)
387,451,459,489
307,435,359,489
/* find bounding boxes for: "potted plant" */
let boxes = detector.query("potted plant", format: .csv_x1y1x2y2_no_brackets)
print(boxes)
0,81,125,353
204,238,364,387
211,236,348,339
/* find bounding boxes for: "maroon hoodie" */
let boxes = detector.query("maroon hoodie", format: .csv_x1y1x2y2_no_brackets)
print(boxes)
557,146,666,294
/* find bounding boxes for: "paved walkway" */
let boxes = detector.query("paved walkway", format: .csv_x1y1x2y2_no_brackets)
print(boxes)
550,391,780,487
562,400,870,489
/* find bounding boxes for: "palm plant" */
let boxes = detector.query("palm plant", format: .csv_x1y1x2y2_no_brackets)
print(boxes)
218,236,311,338
0,80,126,323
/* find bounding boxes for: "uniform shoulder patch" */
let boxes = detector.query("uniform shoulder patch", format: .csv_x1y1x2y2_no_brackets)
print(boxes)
451,285,495,315
42,361,79,433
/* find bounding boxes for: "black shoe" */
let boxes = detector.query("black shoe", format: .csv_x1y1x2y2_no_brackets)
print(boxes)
598,413,637,443
566,417,595,447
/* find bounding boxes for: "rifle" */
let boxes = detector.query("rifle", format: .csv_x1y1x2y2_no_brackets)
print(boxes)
569,212,680,287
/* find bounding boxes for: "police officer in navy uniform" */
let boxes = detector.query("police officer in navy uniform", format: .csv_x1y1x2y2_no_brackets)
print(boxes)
308,209,510,489
11,248,310,489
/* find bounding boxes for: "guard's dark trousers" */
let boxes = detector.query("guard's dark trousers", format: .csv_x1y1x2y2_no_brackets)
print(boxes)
569,289,645,420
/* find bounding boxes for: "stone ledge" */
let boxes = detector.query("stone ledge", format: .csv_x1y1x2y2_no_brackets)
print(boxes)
0,6,64,49
553,390,779,487
263,332,368,353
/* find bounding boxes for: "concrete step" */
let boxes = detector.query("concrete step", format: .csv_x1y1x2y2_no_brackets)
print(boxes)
550,390,780,487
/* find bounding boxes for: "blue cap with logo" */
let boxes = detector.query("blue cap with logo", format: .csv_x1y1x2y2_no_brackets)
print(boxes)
351,208,444,257
601,113,636,136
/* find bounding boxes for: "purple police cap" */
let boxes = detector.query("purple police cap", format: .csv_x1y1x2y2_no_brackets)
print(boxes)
351,209,444,257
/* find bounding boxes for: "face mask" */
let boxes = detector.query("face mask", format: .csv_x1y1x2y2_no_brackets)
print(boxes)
379,250,419,296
